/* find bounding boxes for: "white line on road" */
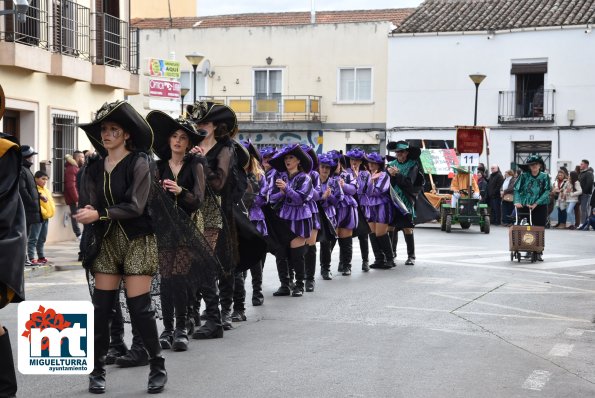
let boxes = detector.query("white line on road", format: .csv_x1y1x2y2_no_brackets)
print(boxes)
564,328,585,337
522,370,551,391
548,343,574,357
460,253,577,264
523,258,595,270
418,250,507,259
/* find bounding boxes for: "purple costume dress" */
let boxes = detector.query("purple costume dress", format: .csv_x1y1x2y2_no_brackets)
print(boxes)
269,171,314,239
364,171,393,224
247,173,268,236
336,169,359,229
309,170,322,230
320,175,344,229
354,169,372,219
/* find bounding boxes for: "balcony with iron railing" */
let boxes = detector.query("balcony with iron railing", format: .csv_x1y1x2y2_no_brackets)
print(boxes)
198,95,325,123
498,89,555,124
50,0,90,60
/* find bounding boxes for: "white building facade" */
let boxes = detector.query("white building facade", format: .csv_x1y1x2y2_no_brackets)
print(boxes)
387,0,595,178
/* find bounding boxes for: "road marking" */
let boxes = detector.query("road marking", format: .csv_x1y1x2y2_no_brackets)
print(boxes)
385,306,592,323
460,253,576,264
548,343,574,357
522,370,551,391
418,250,506,259
523,258,595,270
564,328,585,337
432,293,591,323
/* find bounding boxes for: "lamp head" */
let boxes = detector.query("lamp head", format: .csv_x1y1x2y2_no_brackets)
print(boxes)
14,0,29,22
469,74,486,85
185,52,204,66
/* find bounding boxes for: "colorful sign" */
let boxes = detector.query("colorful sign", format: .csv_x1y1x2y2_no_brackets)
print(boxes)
456,126,485,155
420,149,460,175
148,78,181,99
146,59,181,78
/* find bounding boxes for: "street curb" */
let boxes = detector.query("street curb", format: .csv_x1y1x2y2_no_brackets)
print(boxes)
53,263,84,271
24,265,55,279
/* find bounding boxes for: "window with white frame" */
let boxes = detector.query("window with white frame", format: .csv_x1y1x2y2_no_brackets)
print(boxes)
52,112,78,193
337,67,372,103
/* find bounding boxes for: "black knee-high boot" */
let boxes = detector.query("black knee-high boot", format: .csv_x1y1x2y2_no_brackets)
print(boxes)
159,278,174,349
391,229,398,258
251,255,264,306
186,286,201,336
289,245,307,297
368,233,386,269
338,237,353,275
273,249,291,296
0,327,17,398
193,276,224,339
89,289,119,394
404,233,415,265
172,281,189,351
377,234,396,268
232,271,247,322
219,273,235,331
304,244,317,292
126,293,167,394
358,234,370,271
105,294,128,364
319,240,333,280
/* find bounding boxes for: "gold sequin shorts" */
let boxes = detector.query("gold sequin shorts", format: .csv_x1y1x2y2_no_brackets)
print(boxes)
92,225,159,276
202,194,223,229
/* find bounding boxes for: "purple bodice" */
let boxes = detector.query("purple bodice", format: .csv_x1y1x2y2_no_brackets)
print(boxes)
270,171,313,221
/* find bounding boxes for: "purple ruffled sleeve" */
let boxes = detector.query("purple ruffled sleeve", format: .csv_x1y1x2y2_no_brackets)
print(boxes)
369,172,390,197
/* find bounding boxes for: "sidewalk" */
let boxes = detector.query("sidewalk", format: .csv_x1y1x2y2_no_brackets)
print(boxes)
24,239,82,279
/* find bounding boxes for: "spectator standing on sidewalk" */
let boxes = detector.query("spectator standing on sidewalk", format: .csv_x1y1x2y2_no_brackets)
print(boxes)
559,171,582,229
0,133,26,398
578,159,593,229
19,145,41,266
64,151,84,240
487,164,504,225
28,171,55,264
500,169,517,226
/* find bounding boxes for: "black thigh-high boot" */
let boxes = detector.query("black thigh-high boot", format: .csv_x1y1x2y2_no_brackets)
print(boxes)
338,237,353,275
304,244,317,292
232,271,247,322
158,278,174,349
171,280,189,351
273,249,291,296
105,294,128,364
219,272,235,330
368,233,386,269
185,285,201,336
358,234,370,272
126,293,168,394
377,233,396,268
404,233,415,265
289,245,308,297
0,327,18,398
193,276,224,339
391,229,399,258
89,289,119,394
251,256,264,306
319,240,333,280
116,324,149,367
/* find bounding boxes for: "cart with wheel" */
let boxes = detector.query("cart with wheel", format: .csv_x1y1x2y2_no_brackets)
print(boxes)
440,189,490,233
509,209,545,263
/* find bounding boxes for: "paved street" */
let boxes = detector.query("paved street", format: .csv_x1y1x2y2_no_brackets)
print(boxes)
4,224,595,397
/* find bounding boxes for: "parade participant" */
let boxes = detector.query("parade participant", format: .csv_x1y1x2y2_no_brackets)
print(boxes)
147,111,207,352
318,153,344,280
339,148,367,275
514,154,551,261
301,145,321,292
232,140,268,321
450,166,481,207
0,133,26,398
268,144,314,297
75,100,167,394
363,152,394,269
387,141,423,266
187,100,242,336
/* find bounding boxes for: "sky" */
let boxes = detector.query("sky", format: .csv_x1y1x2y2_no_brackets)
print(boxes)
198,0,425,16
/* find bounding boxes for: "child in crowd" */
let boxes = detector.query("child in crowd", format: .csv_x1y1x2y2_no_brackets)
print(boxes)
28,171,55,265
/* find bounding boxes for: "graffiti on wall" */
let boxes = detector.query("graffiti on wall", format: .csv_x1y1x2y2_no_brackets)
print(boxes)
237,131,323,153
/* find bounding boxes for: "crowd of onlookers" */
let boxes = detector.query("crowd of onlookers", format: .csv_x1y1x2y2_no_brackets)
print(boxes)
18,146,87,266
474,159,594,229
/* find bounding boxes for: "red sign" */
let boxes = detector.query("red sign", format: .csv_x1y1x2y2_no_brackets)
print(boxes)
148,79,181,99
456,126,484,155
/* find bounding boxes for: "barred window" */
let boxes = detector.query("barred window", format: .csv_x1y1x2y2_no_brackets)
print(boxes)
52,113,78,193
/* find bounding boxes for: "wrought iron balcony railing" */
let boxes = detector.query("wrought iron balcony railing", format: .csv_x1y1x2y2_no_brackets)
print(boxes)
0,0,49,49
92,12,138,74
50,0,90,60
198,95,325,123
498,89,555,124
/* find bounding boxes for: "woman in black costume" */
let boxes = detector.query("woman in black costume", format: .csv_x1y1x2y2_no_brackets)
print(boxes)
75,101,167,394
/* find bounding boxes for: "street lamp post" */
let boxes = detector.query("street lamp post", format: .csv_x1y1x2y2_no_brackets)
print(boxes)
180,88,190,116
469,74,489,168
185,53,204,103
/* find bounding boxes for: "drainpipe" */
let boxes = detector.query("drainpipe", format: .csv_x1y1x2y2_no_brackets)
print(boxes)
311,0,316,24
